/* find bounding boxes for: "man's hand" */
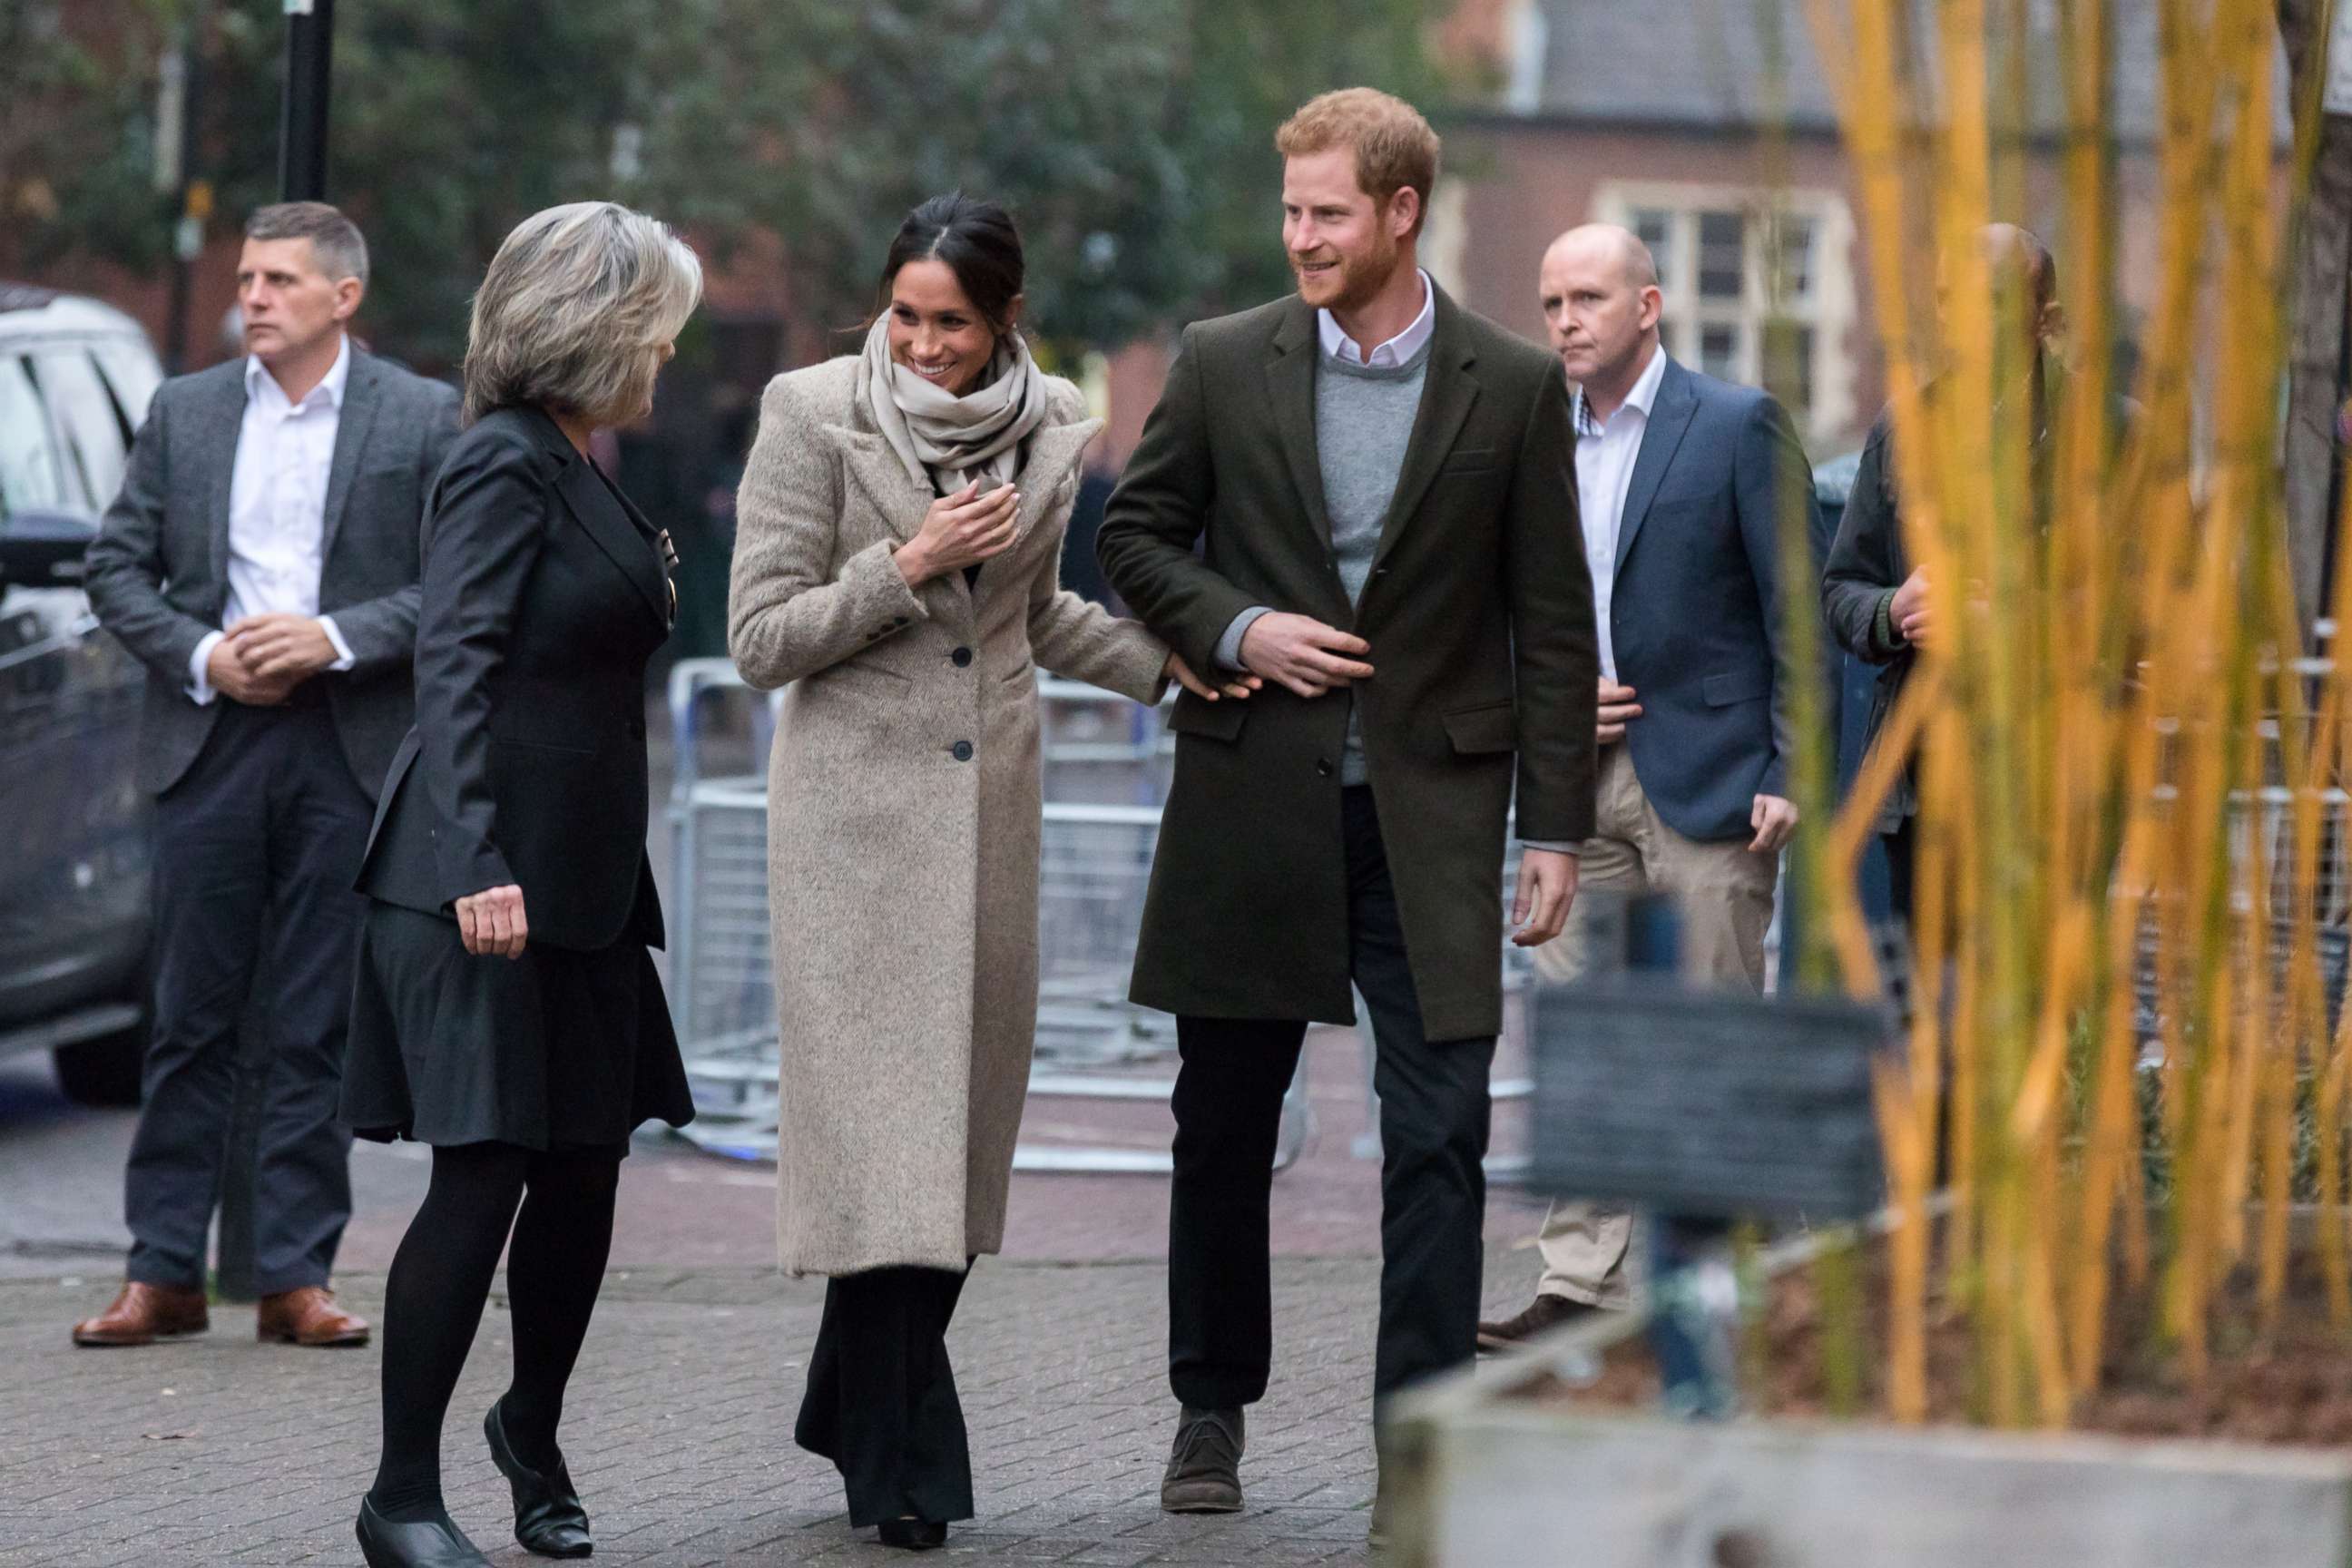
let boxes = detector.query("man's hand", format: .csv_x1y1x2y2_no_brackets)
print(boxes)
1238,612,1373,700
1511,848,1579,947
1596,678,1642,744
227,612,338,681
203,636,298,707
1890,567,1931,647
1749,794,1798,853
1165,652,1262,702
455,884,528,959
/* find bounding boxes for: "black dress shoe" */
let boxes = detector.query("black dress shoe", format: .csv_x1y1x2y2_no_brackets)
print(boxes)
485,1400,593,1558
876,1518,949,1551
355,1495,490,1568
1161,1405,1245,1513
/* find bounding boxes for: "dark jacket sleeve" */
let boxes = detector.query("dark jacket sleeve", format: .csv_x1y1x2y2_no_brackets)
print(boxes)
1504,365,1599,844
325,380,463,677
1734,391,1823,800
1822,414,1906,664
83,387,214,684
1094,324,1259,675
414,431,549,906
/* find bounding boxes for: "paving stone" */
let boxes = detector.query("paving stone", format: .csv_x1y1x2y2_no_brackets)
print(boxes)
0,1253,1544,1564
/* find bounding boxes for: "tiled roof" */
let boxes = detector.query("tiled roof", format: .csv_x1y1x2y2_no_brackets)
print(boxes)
1527,0,2289,146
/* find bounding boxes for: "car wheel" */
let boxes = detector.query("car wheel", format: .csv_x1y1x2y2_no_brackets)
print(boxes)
54,1026,145,1108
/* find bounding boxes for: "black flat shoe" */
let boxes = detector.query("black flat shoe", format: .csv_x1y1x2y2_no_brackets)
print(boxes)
485,1399,593,1558
876,1518,948,1551
355,1495,490,1568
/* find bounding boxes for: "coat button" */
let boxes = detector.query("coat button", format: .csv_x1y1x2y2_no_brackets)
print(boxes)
1316,758,1335,778
951,646,973,667
952,740,974,761
628,717,645,740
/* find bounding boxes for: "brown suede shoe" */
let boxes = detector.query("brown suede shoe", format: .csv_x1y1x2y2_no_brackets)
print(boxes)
1475,1292,1605,1354
257,1286,370,1347
72,1281,210,1347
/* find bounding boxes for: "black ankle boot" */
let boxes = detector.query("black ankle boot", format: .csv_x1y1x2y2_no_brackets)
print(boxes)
356,1494,490,1568
485,1399,593,1558
877,1517,949,1551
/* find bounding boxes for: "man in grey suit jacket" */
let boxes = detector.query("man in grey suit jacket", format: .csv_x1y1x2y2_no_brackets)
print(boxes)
1479,223,1823,1348
74,202,458,1349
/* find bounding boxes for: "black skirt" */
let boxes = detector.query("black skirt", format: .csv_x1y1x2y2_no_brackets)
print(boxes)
340,900,696,1152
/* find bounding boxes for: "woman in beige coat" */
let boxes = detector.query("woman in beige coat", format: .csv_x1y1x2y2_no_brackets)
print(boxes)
728,193,1251,1550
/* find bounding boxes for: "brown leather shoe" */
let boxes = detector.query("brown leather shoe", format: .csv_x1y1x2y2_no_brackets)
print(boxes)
258,1286,370,1347
72,1281,210,1347
1475,1292,1605,1354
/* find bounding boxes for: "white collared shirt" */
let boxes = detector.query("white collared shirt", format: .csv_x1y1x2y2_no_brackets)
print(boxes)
1572,342,1670,682
186,336,358,702
1317,270,1436,368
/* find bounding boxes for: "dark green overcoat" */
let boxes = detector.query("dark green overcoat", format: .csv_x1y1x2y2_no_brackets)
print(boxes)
1098,287,1598,1042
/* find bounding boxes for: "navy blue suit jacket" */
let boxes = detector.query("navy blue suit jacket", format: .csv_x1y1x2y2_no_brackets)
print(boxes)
1606,356,1821,844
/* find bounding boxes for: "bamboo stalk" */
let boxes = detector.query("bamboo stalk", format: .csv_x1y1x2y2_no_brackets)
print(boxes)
1804,0,2328,1426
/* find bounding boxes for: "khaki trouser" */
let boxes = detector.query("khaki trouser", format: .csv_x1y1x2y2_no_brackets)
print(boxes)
1527,743,1778,1306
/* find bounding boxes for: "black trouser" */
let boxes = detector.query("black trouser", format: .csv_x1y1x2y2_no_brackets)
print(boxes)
1883,816,1917,932
124,701,370,1294
796,1264,976,1528
1168,785,1495,1411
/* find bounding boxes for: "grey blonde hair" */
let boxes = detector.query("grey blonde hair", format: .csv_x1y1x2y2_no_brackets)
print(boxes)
462,201,703,425
246,201,369,288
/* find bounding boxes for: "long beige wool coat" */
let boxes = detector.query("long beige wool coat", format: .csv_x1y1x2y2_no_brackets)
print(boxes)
729,356,1168,1277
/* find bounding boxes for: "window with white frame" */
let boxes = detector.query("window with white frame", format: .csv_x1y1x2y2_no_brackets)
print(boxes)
1595,184,1857,445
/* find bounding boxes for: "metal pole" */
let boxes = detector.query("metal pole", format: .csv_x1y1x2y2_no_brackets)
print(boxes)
1611,895,1741,1420
156,6,215,375
277,0,334,201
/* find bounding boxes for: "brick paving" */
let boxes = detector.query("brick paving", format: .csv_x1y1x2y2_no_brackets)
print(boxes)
0,701,1588,1562
0,1250,1544,1566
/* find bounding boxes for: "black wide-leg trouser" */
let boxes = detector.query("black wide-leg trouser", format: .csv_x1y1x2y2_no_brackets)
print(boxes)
797,1262,976,1528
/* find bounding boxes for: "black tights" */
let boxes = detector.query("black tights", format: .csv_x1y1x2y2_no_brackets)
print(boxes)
367,1141,622,1522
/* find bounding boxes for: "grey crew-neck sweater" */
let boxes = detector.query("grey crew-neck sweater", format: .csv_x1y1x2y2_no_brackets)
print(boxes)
1216,336,1432,785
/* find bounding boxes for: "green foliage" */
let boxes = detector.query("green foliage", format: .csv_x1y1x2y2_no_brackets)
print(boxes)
0,1,180,273
13,0,1463,366
198,0,648,366
637,0,1463,353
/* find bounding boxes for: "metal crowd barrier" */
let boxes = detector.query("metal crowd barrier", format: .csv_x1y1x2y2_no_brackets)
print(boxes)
2128,783,2352,1051
662,659,1309,1171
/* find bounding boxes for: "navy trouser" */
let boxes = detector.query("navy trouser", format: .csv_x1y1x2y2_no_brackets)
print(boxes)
124,700,370,1295
1167,786,1495,1410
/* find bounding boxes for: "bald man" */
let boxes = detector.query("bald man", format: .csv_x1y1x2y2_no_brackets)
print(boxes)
1479,223,1823,1348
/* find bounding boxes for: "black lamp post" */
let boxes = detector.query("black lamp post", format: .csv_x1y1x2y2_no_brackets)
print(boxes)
278,0,335,201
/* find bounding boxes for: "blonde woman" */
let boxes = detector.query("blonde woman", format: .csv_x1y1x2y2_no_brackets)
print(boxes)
729,192,1252,1550
340,202,701,1568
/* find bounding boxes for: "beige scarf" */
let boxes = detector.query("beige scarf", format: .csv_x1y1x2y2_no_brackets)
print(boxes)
856,315,1051,495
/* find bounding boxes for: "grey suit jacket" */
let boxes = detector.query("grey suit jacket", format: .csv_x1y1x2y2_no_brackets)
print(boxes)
82,346,461,798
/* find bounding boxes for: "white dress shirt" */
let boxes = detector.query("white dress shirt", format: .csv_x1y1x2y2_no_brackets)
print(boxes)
1573,342,1670,683
1317,269,1436,368
187,337,358,703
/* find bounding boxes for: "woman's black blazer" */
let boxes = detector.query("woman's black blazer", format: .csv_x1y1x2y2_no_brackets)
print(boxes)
357,405,671,952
